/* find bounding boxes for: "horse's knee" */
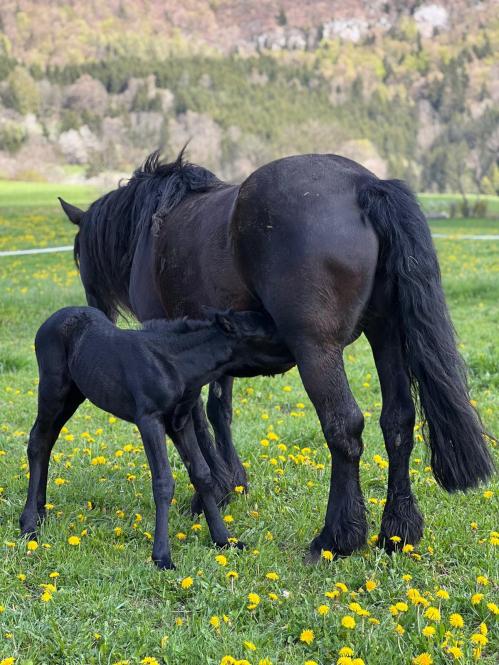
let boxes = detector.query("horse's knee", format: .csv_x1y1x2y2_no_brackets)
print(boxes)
324,406,364,461
152,478,175,505
191,467,214,494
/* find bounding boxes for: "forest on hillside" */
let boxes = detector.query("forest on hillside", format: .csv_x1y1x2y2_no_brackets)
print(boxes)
0,1,498,195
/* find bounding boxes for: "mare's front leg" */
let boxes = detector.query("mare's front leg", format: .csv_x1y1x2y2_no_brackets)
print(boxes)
136,415,175,569
172,416,243,549
20,382,84,538
365,319,423,552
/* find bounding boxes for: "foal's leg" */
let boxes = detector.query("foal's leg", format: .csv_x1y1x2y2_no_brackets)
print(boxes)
365,321,424,552
295,342,367,561
20,383,84,537
172,417,240,548
136,415,175,569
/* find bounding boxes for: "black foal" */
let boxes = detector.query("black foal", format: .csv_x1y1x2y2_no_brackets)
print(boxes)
20,306,279,569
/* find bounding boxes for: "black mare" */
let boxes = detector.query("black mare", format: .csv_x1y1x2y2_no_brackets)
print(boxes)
59,151,494,559
20,307,282,569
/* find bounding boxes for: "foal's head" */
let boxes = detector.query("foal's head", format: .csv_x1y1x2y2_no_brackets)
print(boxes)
211,309,279,345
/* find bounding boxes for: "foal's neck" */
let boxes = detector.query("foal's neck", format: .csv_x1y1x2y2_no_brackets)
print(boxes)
159,326,237,386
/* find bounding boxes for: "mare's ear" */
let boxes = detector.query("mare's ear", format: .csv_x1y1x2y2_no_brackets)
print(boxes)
215,313,238,336
58,197,84,225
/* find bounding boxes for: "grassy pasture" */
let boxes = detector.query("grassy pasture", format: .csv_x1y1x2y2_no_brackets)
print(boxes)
0,190,497,665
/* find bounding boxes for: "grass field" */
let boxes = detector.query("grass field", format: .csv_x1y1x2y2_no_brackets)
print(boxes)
0,192,497,665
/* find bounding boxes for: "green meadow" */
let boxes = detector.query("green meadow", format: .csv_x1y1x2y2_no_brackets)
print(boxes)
0,187,497,665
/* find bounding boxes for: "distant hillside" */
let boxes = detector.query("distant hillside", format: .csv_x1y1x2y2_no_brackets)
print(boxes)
0,1,498,196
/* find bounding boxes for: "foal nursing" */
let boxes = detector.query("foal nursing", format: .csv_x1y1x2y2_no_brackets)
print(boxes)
20,306,279,569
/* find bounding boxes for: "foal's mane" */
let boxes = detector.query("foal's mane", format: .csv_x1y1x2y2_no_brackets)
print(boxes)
141,317,213,334
77,148,224,318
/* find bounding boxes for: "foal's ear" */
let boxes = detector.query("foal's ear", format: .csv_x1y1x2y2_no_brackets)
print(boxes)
215,313,238,336
58,197,84,225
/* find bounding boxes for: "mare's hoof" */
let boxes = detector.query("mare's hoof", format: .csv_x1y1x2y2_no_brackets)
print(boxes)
153,557,176,571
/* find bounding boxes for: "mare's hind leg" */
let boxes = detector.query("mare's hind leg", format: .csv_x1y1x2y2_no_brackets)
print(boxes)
20,382,84,537
294,341,367,560
365,319,423,553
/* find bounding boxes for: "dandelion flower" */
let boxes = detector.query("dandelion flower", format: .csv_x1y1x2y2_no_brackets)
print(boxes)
471,593,484,605
226,570,238,581
299,629,314,645
317,604,329,616
68,536,81,546
243,641,256,651
487,602,498,615
247,592,261,609
180,576,193,589
141,658,160,665
394,623,405,635
476,575,489,586
341,615,356,629
210,616,220,630
265,572,279,581
365,580,377,592
321,550,334,561
412,654,433,665
422,626,436,637
449,613,464,628
446,647,463,660
215,554,228,566
470,633,488,646
26,540,38,551
424,607,441,622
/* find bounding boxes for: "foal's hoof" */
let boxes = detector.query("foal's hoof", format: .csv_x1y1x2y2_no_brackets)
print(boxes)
216,539,246,550
153,557,176,571
304,536,325,565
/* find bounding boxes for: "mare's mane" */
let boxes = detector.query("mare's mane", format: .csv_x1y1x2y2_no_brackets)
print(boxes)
76,149,225,318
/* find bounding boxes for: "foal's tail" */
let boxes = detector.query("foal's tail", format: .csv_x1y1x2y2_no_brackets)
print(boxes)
357,177,494,492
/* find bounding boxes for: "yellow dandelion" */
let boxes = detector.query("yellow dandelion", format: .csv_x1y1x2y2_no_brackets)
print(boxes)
365,579,377,592
180,576,193,589
424,607,441,622
321,549,334,561
243,641,257,651
26,540,38,551
67,536,81,546
226,570,239,581
412,654,433,665
436,589,449,600
299,629,314,645
471,593,484,605
210,615,221,630
446,646,463,660
422,625,436,637
317,604,330,616
247,592,261,609
341,615,356,629
234,485,245,494
486,602,498,615
265,571,279,581
394,623,405,635
449,613,464,628
215,554,228,566
476,575,489,586
470,633,488,646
